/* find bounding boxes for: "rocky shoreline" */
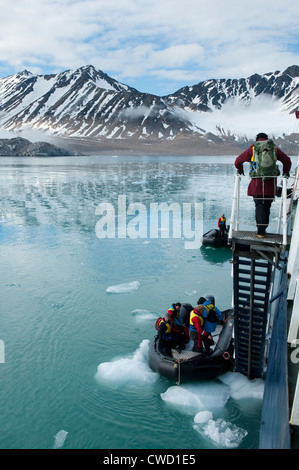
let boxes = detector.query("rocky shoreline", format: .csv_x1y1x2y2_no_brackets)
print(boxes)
0,137,74,156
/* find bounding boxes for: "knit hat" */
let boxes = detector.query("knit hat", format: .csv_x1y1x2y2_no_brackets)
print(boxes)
256,132,268,140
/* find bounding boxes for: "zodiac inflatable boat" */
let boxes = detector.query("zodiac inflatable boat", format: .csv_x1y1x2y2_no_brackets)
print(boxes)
148,307,234,384
202,228,229,247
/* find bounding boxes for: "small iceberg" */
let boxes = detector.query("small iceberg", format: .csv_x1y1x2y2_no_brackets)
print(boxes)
53,430,68,449
194,410,213,424
95,339,158,386
106,281,140,294
131,309,157,322
194,418,248,448
219,371,264,400
161,382,229,413
184,290,197,296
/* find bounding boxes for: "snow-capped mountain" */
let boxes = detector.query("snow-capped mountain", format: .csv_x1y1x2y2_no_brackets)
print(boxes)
0,65,193,141
167,65,299,113
165,65,299,140
0,64,298,149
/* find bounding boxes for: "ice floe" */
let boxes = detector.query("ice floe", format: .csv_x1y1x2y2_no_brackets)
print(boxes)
131,309,158,322
161,382,230,414
160,372,264,448
95,339,158,386
194,410,213,424
218,371,264,400
194,417,248,448
53,430,68,449
184,290,197,296
106,281,140,294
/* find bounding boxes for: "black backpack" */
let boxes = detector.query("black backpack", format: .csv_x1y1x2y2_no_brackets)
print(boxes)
205,304,217,323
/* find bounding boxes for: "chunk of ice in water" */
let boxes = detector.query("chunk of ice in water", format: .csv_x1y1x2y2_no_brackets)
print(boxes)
194,411,213,424
53,430,68,449
219,371,264,400
184,290,197,296
106,281,140,294
131,309,157,322
161,382,229,412
196,418,248,448
95,340,158,385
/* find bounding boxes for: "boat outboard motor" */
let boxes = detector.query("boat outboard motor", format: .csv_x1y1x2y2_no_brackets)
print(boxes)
179,303,193,324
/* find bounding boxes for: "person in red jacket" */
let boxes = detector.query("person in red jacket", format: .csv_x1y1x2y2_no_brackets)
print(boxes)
234,132,291,237
218,214,226,236
189,305,212,353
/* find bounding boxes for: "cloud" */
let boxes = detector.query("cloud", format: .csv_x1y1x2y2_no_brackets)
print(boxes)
0,0,298,94
190,95,296,139
119,105,154,120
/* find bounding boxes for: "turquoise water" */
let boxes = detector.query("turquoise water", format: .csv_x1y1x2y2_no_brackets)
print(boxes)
0,155,277,450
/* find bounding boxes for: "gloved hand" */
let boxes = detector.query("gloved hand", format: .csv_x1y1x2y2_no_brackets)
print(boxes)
236,169,244,176
283,173,290,178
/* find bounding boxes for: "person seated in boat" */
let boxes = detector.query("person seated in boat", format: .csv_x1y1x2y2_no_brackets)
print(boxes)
168,302,189,344
189,305,212,353
157,313,177,348
198,296,224,354
156,312,186,352
218,214,227,237
168,302,182,321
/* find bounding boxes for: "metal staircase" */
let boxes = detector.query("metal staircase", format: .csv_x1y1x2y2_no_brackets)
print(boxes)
232,253,272,378
228,174,290,379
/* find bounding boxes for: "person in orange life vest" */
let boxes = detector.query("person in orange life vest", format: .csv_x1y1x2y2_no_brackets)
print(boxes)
168,302,189,344
234,132,291,237
218,214,226,237
189,305,212,353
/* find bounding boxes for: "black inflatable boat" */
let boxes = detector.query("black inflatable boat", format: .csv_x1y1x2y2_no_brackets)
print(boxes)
202,227,229,247
148,308,234,384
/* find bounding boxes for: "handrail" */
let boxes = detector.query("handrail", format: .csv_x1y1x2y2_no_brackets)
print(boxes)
277,185,283,234
282,176,288,247
228,171,290,246
228,173,240,242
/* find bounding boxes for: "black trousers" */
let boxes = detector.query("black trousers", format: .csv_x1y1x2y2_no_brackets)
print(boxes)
253,196,274,235
203,334,214,354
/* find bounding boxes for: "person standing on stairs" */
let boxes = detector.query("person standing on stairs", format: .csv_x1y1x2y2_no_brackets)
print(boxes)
234,132,291,238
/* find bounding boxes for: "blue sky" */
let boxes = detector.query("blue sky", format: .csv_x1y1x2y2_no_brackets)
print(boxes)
0,0,298,96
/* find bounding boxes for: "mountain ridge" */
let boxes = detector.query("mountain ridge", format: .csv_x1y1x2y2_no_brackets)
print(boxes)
0,64,298,155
